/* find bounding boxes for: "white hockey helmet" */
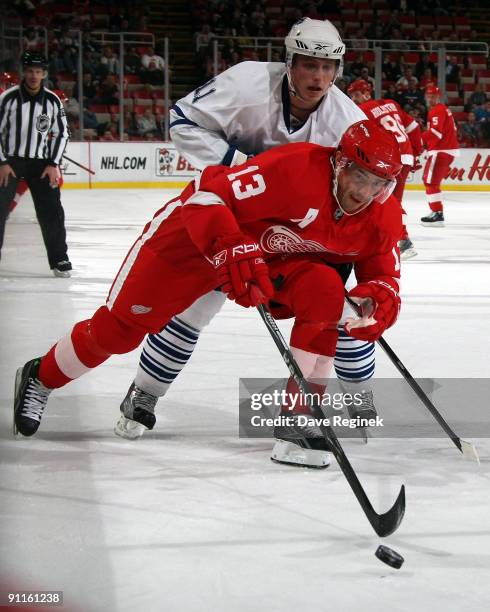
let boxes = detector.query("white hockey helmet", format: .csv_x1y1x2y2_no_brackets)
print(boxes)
285,18,345,76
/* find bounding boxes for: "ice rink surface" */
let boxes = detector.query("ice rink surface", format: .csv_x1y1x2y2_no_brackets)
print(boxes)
1,188,490,612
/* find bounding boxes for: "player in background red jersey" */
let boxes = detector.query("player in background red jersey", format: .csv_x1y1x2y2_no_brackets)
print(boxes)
420,85,459,226
13,120,403,467
347,79,423,259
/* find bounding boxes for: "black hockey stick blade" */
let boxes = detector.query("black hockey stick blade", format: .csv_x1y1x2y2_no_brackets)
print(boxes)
257,303,406,537
345,295,479,463
374,484,406,537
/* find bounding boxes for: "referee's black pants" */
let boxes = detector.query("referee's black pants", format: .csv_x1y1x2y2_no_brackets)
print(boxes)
0,158,69,268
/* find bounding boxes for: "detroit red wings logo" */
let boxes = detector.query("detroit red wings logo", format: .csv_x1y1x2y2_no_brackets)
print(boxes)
260,225,360,256
260,226,325,253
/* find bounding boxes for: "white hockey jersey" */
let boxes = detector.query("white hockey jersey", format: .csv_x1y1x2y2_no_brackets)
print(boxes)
169,61,366,170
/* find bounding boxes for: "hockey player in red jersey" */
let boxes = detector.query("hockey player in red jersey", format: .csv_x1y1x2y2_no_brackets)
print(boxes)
13,120,403,467
420,85,459,226
347,79,423,259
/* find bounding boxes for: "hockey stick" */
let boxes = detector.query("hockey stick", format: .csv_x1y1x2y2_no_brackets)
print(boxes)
62,154,95,175
257,303,406,537
345,295,479,463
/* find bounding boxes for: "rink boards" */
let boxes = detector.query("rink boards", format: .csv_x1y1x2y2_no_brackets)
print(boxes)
61,142,490,191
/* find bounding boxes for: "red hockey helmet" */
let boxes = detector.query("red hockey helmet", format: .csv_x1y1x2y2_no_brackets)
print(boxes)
335,120,402,207
1,72,19,88
425,84,440,96
338,120,402,180
347,79,372,95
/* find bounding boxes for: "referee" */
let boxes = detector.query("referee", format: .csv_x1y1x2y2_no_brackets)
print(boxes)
0,51,72,277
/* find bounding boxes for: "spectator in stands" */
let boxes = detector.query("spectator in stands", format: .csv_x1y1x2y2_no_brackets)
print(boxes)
48,50,65,75
335,77,347,94
399,77,426,110
62,85,81,120
227,50,242,68
418,67,436,91
100,46,120,76
135,107,159,138
382,54,402,82
350,27,368,50
141,59,165,86
445,55,462,92
142,46,165,72
348,52,367,80
99,121,119,141
83,50,100,79
93,74,119,105
359,66,375,89
74,72,97,107
415,53,436,81
23,27,42,51
396,67,418,90
205,50,227,78
124,46,142,75
459,111,482,146
58,25,78,74
195,24,215,51
474,99,490,123
466,83,488,113
383,82,404,105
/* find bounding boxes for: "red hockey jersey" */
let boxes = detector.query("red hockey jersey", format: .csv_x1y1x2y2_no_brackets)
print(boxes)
359,99,423,166
180,142,402,289
422,103,459,154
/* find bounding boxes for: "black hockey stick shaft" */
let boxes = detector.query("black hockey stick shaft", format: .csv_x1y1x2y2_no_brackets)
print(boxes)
257,303,405,537
345,295,478,459
63,154,96,175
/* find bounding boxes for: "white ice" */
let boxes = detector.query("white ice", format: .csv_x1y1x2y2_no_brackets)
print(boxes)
1,189,490,612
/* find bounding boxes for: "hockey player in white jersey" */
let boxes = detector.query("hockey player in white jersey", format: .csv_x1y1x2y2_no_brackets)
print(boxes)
115,18,372,466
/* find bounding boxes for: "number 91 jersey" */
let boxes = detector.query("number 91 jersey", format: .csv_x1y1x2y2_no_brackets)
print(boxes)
359,98,422,166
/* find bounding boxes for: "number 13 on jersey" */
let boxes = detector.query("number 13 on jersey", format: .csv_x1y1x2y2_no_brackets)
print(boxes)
227,166,266,200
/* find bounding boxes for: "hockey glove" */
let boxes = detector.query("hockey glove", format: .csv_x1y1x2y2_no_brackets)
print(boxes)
212,234,274,308
345,280,400,342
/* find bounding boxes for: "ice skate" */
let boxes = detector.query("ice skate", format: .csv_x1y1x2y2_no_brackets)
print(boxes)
421,211,444,227
399,238,417,260
115,382,157,439
271,413,330,468
14,358,52,436
52,260,72,278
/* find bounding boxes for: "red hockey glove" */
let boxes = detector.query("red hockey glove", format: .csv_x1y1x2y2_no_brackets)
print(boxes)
212,234,274,308
345,280,400,342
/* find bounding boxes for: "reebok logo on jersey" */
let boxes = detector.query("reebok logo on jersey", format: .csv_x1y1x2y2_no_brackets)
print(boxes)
130,305,153,315
213,250,227,267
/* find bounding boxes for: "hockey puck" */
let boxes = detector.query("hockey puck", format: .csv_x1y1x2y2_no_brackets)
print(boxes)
375,545,404,569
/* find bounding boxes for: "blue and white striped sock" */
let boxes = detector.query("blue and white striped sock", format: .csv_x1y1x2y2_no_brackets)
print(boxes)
134,317,200,397
334,328,375,384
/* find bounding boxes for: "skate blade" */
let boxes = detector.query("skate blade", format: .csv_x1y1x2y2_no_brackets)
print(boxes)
13,366,23,436
400,248,418,260
114,415,147,440
421,221,444,227
270,439,330,469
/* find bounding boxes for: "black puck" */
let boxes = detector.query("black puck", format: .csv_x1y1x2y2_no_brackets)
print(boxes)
375,545,404,569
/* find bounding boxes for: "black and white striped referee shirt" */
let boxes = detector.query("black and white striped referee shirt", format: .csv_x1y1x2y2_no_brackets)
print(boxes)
0,83,69,166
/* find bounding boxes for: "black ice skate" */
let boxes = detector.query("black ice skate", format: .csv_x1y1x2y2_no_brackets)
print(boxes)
114,382,157,439
421,211,444,227
398,238,417,260
52,260,72,278
271,413,330,468
14,358,52,436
